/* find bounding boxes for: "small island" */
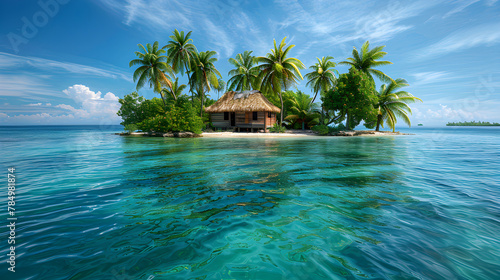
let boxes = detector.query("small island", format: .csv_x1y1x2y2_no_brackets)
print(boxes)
446,121,500,126
118,30,422,137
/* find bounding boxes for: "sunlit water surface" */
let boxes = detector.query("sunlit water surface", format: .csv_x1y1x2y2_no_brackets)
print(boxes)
0,126,499,279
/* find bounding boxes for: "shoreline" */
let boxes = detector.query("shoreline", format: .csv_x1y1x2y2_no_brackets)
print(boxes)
117,130,412,138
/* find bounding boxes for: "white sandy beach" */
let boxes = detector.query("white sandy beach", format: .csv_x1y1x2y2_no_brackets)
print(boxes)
201,130,409,138
202,131,317,138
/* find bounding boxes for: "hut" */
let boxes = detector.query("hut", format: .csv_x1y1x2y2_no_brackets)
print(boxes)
205,90,280,132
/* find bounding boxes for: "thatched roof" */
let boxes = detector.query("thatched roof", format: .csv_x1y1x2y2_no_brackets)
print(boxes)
205,90,281,113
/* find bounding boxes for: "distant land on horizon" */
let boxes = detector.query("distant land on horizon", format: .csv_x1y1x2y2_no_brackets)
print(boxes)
446,121,500,126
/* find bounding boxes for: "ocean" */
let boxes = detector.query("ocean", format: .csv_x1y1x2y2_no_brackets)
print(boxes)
0,125,499,279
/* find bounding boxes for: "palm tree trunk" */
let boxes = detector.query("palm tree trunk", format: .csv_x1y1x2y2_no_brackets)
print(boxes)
279,92,284,125
200,92,204,118
159,91,167,109
302,121,305,130
184,62,194,107
376,114,382,131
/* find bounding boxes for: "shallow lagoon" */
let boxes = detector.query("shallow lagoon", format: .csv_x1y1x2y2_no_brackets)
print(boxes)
1,126,499,279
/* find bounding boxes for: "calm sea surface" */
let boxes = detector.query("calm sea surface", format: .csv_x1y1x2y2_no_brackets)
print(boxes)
0,126,499,279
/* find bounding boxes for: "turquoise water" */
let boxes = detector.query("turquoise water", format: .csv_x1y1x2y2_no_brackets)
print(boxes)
1,126,499,279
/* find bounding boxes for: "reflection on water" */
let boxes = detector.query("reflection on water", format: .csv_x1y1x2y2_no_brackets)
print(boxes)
0,127,499,279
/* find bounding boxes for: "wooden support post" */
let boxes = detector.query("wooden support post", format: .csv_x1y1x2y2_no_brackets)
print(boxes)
264,111,267,133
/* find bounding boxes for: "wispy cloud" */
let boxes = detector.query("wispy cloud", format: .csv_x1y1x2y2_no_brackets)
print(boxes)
443,0,480,18
418,23,500,58
410,71,452,86
202,19,235,57
0,52,131,81
275,0,436,45
99,0,247,57
0,74,64,99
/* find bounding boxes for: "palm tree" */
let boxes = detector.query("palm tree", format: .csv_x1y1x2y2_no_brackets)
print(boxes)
339,41,393,83
305,56,339,104
129,41,174,107
161,77,186,104
215,78,226,99
375,78,422,132
256,37,305,124
227,51,259,91
285,91,320,130
163,30,197,103
189,50,222,117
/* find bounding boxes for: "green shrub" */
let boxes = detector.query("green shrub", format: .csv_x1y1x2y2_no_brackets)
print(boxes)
331,123,346,132
269,123,286,133
312,123,347,135
312,125,330,135
117,92,164,126
137,105,203,134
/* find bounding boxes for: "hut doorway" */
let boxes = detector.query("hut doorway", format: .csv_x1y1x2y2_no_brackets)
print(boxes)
230,112,236,127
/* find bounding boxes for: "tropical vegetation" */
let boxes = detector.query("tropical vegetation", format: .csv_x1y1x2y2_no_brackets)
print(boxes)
227,51,259,91
118,31,422,135
374,79,422,132
129,41,174,107
339,41,393,83
255,37,305,124
188,50,221,117
284,91,319,130
305,56,339,104
322,67,378,130
446,121,500,126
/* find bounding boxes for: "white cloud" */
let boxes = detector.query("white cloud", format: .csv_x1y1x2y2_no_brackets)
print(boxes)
0,85,121,125
63,84,118,103
412,103,495,126
419,23,500,58
0,113,75,124
27,103,43,106
59,85,121,119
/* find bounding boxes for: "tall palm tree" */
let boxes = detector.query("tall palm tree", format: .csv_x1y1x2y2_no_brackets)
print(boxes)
339,41,393,83
305,56,339,104
215,78,226,99
163,30,197,103
189,50,222,117
256,37,305,124
285,91,320,130
227,51,259,91
161,77,186,104
375,78,422,132
129,41,174,107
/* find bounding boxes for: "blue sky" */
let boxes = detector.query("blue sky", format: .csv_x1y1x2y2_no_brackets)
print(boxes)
0,0,499,126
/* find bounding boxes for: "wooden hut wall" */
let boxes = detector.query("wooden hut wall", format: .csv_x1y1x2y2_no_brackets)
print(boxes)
266,112,276,127
235,111,265,126
211,113,230,127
